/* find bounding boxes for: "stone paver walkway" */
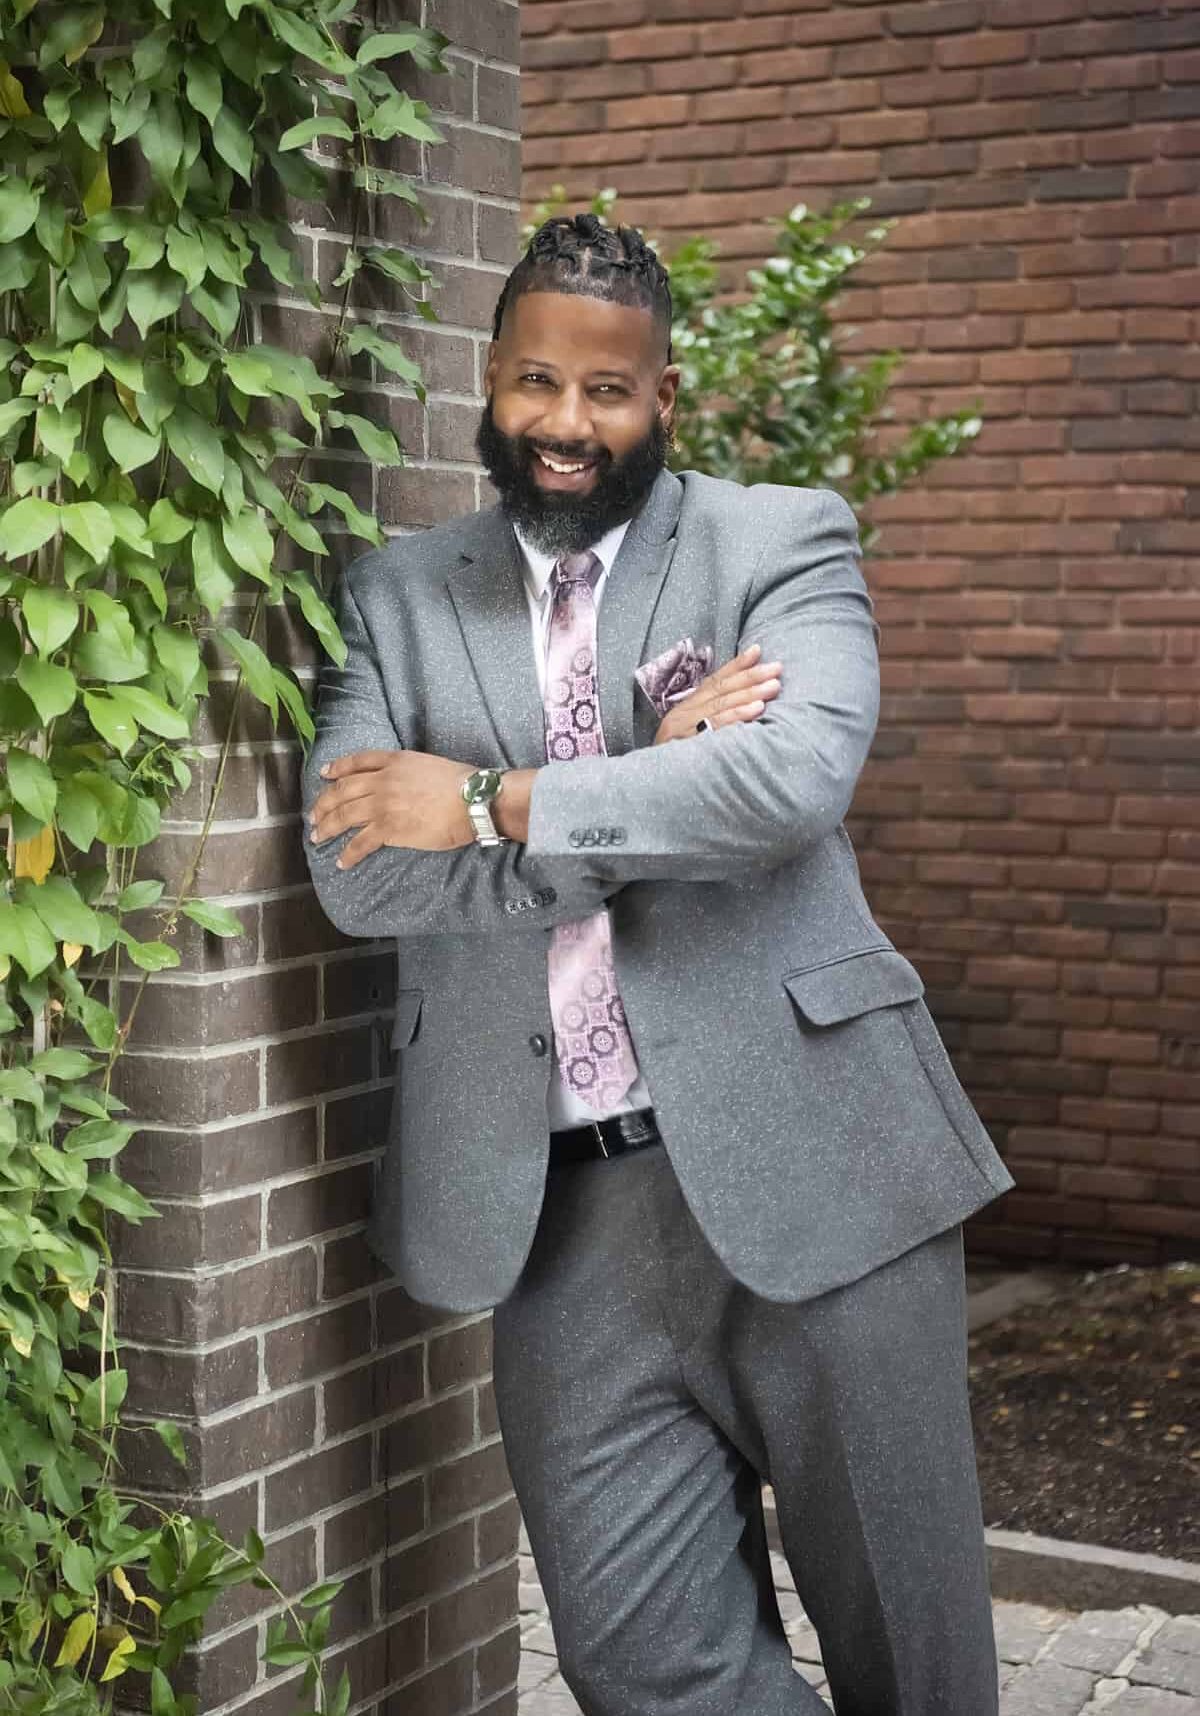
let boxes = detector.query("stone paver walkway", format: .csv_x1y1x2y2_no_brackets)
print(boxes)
518,1540,1200,1715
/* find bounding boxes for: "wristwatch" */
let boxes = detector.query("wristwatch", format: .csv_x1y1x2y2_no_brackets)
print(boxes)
461,767,509,847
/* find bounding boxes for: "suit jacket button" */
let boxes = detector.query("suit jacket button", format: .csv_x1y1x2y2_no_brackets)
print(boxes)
529,1034,549,1057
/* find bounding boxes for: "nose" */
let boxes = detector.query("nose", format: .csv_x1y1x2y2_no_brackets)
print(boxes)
536,384,596,450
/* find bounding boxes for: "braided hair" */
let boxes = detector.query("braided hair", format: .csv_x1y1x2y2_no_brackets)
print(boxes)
492,213,674,358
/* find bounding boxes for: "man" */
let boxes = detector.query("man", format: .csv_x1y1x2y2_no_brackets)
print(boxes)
304,214,1014,1716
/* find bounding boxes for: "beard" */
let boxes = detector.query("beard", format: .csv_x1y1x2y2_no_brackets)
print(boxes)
476,400,669,557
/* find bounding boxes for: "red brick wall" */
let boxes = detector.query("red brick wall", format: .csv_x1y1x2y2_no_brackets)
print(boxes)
113,5,523,1711
523,0,1200,1266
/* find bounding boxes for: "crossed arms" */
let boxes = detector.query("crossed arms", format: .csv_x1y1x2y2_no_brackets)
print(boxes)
301,488,877,939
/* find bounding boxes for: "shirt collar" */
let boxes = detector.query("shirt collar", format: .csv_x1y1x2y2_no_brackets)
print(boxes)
513,518,633,605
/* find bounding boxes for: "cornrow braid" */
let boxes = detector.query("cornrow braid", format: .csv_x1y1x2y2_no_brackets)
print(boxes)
492,213,674,358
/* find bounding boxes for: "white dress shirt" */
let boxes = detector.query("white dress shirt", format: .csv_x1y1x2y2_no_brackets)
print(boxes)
512,520,656,1130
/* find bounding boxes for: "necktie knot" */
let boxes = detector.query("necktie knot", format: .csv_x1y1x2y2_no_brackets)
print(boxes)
552,550,603,596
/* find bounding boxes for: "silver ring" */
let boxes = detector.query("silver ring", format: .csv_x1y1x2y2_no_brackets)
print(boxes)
695,717,714,734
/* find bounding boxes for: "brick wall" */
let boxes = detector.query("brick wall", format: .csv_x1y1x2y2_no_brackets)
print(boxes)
522,0,1200,1265
112,5,523,1711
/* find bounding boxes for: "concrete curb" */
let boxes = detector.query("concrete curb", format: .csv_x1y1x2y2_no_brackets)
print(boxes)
985,1528,1200,1615
762,1498,1200,1615
966,1267,1062,1332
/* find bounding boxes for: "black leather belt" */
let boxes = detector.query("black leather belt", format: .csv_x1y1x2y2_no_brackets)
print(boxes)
548,1107,662,1168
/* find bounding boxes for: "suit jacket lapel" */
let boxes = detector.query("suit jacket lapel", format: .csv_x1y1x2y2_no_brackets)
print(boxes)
447,511,546,769
447,468,685,767
597,468,683,756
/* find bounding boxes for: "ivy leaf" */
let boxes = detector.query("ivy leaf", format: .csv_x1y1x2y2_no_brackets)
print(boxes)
111,80,151,146
84,690,137,755
183,57,222,125
103,346,145,393
218,626,278,718
151,623,201,696
82,148,113,217
103,410,161,474
303,480,384,547
285,570,346,666
74,628,151,683
109,684,190,740
212,105,254,182
165,224,207,292
20,874,104,946
189,275,239,340
273,666,314,742
64,1119,134,1158
6,748,57,823
88,1174,158,1223
16,657,77,721
264,2,350,70
0,397,36,439
74,994,119,1050
0,177,39,243
54,1610,96,1669
165,405,226,494
118,878,165,911
127,264,184,338
353,163,424,208
124,226,165,273
55,778,100,851
181,898,243,937
363,92,442,146
39,5,104,68
66,238,111,312
22,586,79,654
327,410,403,465
61,502,116,564
363,245,434,291
356,26,448,72
36,403,82,462
73,84,110,152
117,930,180,972
67,341,104,395
278,114,354,152
190,518,238,616
139,90,184,188
0,57,32,119
221,509,275,582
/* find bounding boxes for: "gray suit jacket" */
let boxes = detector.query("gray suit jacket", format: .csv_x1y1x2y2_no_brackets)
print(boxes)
303,469,1013,1311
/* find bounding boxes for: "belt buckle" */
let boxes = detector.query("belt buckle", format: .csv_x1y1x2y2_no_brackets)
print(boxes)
590,1120,610,1160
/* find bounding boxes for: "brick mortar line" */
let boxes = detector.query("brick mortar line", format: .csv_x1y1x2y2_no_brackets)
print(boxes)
119,1303,481,1359
118,1080,389,1133
124,1366,493,1439
122,1394,499,1483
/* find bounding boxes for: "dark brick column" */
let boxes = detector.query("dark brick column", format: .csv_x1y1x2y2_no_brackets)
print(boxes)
521,0,1200,1268
113,6,523,1711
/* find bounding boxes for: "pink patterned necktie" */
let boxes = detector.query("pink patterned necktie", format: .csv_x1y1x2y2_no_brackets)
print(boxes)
543,551,641,1113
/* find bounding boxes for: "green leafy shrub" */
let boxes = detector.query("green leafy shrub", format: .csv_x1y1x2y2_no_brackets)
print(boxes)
528,188,981,540
0,2,444,1708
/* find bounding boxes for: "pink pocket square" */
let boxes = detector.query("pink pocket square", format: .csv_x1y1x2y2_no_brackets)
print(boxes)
634,637,715,717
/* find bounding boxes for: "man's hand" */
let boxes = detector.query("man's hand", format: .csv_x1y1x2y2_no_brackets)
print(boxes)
652,644,782,745
309,751,476,868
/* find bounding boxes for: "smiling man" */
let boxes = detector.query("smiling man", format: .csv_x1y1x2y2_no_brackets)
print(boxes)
303,214,1013,1716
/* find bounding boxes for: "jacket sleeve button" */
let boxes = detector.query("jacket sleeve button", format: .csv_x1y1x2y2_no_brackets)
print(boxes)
528,1033,549,1056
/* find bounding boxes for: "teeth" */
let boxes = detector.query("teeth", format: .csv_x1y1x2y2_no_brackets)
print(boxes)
539,453,591,475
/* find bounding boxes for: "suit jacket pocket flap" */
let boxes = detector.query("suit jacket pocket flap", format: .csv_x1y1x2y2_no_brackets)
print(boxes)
391,989,424,1049
783,949,924,1027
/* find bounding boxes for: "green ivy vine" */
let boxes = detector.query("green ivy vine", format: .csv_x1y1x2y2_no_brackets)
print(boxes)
0,1,446,1708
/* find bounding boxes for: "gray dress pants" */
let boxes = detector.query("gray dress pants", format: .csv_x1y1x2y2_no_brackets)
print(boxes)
492,1144,998,1716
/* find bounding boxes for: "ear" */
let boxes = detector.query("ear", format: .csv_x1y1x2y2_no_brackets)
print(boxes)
657,364,681,430
483,340,499,399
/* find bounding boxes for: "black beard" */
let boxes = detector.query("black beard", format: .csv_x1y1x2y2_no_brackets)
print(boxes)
476,401,668,557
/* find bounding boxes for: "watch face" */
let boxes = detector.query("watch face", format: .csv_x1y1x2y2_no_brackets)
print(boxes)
464,768,501,805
